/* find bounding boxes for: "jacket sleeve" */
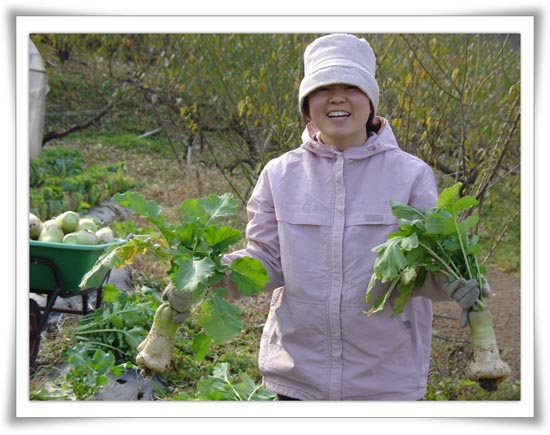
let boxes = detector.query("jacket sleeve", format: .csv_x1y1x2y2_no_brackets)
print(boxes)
222,165,284,298
408,161,438,215
413,271,454,302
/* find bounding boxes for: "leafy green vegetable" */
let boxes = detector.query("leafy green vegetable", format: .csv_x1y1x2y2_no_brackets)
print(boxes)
112,190,162,219
175,362,276,401
81,191,268,367
70,285,160,363
171,256,216,293
229,257,270,297
197,289,244,344
29,147,135,219
366,182,512,389
366,182,487,316
31,344,130,401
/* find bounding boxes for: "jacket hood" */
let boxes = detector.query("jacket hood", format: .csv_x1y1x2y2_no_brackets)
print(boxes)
300,117,399,160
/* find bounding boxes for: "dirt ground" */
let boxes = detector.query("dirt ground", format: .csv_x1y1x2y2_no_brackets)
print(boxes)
431,267,521,381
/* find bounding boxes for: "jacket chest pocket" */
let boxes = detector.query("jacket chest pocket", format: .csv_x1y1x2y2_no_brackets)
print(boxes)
275,207,331,247
274,207,332,302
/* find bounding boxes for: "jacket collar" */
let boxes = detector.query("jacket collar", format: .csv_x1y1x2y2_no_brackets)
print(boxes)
301,117,399,160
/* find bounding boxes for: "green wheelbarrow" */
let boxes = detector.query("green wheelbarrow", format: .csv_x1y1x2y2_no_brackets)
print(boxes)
29,238,125,367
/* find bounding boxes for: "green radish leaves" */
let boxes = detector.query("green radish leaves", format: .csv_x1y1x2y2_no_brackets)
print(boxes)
366,182,484,317
180,192,238,226
198,288,244,344
371,232,419,282
81,191,268,355
112,190,162,219
171,256,216,293
229,257,270,297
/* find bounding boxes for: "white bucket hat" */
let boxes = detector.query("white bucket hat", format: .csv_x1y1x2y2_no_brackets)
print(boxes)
299,33,379,117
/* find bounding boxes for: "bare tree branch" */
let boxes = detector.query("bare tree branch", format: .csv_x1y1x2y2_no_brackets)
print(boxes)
474,94,521,202
42,101,113,145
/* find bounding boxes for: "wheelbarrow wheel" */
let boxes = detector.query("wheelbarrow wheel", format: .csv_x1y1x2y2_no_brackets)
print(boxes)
30,298,42,368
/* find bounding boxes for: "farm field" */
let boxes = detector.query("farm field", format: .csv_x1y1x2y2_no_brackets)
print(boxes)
30,139,521,401
28,33,522,402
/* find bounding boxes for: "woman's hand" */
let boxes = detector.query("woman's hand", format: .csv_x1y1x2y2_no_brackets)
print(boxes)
441,278,491,327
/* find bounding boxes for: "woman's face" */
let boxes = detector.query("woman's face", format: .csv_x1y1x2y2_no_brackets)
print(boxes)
306,84,372,150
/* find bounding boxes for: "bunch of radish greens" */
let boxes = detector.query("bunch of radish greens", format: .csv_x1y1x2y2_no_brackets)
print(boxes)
366,182,510,390
81,191,268,376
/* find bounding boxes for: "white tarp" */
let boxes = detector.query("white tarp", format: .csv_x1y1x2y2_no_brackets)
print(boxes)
29,39,48,159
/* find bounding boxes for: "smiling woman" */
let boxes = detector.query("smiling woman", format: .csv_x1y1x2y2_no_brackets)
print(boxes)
217,33,477,401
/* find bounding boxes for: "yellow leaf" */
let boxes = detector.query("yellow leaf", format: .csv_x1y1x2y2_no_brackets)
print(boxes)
452,68,459,81
237,100,245,117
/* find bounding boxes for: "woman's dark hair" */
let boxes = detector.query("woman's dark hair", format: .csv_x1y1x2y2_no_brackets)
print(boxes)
366,111,379,137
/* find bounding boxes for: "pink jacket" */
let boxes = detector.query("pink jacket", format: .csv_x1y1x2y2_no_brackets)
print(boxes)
225,119,447,400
